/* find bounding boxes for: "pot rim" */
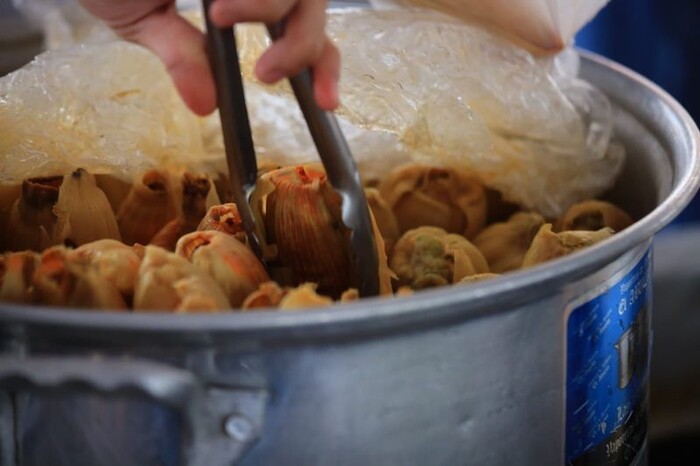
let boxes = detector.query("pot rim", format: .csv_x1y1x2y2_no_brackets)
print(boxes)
1,51,699,337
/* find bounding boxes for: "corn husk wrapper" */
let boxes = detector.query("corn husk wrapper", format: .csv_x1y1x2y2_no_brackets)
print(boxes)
256,165,353,297
52,169,122,246
254,165,394,298
242,281,286,310
0,185,21,252
7,177,63,252
473,212,545,273
95,175,132,215
391,226,489,289
0,251,39,304
117,170,179,246
150,173,212,250
522,224,614,267
32,246,127,310
378,165,487,239
340,288,360,302
556,200,633,233
175,231,269,308
241,281,335,310
458,273,501,284
69,239,141,299
133,245,230,313
365,188,400,256
279,283,334,310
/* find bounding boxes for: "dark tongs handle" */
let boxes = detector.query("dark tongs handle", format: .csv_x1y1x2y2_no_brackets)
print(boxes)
202,0,265,260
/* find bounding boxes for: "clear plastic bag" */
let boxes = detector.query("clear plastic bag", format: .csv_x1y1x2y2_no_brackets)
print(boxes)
371,0,610,53
232,9,623,216
1,6,622,217
0,41,216,184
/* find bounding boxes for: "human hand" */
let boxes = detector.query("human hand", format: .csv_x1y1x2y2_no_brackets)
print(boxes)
79,0,340,115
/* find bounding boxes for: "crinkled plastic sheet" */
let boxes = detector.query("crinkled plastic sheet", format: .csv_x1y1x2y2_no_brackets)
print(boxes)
0,41,218,183
370,0,610,53
233,9,623,216
1,7,622,217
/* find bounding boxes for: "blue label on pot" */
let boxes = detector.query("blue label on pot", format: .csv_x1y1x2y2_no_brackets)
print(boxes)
565,250,651,465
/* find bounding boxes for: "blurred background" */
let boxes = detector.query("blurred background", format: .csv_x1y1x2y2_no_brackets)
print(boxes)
0,2,41,75
1,0,699,464
577,0,700,224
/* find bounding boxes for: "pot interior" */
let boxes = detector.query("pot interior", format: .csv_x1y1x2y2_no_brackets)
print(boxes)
0,52,697,340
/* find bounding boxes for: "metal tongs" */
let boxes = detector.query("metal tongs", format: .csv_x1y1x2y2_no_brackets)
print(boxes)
201,1,380,297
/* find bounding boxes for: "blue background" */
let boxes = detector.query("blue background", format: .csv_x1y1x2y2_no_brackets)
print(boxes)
576,0,700,223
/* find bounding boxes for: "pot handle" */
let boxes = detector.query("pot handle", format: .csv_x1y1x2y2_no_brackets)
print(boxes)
0,355,268,466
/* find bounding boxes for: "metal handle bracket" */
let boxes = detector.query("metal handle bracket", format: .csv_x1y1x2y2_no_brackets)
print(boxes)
0,355,268,466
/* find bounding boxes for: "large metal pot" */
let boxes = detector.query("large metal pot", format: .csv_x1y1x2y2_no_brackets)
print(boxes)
0,51,698,466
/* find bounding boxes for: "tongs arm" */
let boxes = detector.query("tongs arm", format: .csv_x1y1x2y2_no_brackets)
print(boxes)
202,0,264,260
265,24,380,298
201,4,380,297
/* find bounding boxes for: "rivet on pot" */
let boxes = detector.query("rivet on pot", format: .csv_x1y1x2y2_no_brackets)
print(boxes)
223,414,254,442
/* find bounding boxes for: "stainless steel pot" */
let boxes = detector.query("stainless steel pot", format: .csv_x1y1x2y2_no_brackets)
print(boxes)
0,51,698,466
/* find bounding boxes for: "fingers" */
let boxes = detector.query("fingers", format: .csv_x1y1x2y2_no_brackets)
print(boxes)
212,0,339,110
311,39,341,110
254,0,325,80
116,5,217,116
209,0,296,26
84,0,339,114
